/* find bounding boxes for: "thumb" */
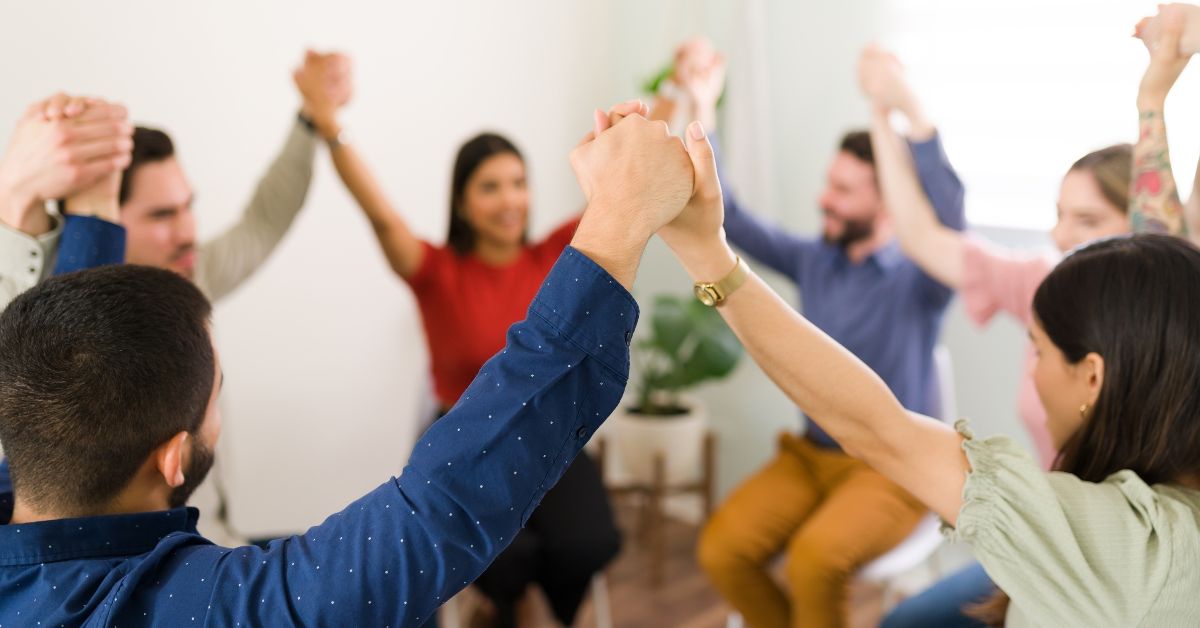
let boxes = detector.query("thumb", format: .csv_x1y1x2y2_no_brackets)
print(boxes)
685,121,719,199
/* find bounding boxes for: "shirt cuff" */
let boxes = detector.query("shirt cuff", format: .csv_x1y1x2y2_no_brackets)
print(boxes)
527,247,640,380
53,215,126,274
906,131,946,165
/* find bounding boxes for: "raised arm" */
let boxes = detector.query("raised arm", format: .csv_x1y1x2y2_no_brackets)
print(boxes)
294,51,426,280
1,95,131,309
650,40,815,278
192,105,693,627
659,121,969,525
192,55,331,301
1132,9,1196,241
860,47,966,288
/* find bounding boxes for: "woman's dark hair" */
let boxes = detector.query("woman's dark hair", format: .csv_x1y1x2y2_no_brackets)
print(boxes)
446,132,526,255
0,265,214,515
973,233,1200,624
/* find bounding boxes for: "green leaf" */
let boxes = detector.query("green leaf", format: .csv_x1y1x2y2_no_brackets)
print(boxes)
650,295,690,356
643,63,675,95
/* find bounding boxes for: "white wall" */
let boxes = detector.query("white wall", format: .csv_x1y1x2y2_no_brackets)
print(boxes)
0,0,1170,533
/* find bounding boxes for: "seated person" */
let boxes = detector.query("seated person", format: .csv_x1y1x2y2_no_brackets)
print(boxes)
653,100,1200,624
653,39,964,627
0,102,699,626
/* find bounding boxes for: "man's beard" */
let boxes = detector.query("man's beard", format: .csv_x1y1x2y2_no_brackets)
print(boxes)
823,215,876,249
168,436,215,509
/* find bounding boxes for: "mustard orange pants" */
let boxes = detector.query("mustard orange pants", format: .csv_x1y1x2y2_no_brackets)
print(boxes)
698,433,925,628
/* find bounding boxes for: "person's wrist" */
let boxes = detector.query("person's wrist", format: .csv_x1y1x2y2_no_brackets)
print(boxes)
668,232,737,282
63,195,120,222
311,113,342,142
0,176,39,231
1137,92,1168,112
897,97,935,141
570,199,652,290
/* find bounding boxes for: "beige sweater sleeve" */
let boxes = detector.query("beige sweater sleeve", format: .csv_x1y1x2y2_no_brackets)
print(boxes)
194,120,317,302
0,211,63,313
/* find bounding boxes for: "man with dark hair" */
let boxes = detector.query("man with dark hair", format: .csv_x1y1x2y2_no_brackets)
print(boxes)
0,101,699,626
652,42,965,626
0,57,348,544
113,60,342,301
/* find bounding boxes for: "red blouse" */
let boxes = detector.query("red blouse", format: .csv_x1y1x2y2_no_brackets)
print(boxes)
406,218,581,406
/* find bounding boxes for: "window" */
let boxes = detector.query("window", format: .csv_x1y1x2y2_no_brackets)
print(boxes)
882,0,1189,230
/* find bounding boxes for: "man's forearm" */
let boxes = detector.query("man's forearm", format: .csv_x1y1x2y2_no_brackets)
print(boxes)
1132,108,1188,236
257,247,638,626
195,119,317,301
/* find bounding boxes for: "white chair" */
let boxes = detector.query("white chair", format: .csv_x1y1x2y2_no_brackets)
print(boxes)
440,572,612,628
858,513,945,609
726,347,958,626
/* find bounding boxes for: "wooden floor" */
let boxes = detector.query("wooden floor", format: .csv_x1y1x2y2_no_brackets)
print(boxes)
449,498,889,628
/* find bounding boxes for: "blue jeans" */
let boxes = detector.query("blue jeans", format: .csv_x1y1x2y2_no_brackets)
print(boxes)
881,562,994,628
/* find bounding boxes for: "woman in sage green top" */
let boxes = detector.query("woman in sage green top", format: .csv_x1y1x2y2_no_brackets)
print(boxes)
655,118,1200,625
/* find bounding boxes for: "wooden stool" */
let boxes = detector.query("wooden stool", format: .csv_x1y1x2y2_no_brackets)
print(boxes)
594,432,716,587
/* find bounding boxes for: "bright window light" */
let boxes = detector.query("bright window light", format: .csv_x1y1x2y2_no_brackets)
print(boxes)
882,0,1195,231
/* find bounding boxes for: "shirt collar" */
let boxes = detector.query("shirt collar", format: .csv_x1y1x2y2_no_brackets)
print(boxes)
827,238,906,272
869,240,906,271
0,484,199,567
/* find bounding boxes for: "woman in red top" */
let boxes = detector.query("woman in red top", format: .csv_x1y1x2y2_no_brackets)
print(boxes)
324,125,620,626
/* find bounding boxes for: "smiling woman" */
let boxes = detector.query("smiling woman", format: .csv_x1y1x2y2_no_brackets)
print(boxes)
303,57,629,622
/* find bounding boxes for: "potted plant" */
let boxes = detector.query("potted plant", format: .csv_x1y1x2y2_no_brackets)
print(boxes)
609,294,743,485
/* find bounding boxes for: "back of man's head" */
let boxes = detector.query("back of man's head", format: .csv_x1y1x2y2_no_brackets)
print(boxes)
0,265,214,516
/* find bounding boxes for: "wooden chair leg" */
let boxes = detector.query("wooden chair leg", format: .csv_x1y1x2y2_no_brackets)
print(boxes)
702,431,716,520
650,451,666,587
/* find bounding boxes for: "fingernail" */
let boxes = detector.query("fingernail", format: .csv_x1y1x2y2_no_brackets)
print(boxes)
688,121,706,140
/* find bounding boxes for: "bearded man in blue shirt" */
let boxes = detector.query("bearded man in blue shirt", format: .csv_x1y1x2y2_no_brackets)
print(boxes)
652,41,965,627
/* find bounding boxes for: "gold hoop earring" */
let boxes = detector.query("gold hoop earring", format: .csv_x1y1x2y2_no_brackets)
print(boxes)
1079,403,1089,418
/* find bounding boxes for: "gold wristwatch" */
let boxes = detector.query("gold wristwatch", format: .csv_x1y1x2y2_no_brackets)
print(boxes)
694,256,749,307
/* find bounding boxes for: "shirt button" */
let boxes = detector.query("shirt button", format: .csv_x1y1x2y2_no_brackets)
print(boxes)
576,427,588,439
30,249,38,258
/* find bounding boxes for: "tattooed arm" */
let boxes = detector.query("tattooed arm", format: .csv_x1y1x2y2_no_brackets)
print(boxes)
1132,6,1195,240
1132,111,1187,235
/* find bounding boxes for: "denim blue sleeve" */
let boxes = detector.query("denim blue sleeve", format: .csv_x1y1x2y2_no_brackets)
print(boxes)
712,136,817,282
53,215,126,274
908,133,966,233
908,133,967,306
192,246,639,627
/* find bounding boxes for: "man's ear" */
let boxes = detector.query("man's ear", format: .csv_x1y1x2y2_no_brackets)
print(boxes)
153,431,190,488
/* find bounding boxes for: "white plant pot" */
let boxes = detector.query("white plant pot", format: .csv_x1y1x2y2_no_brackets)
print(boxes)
610,396,707,486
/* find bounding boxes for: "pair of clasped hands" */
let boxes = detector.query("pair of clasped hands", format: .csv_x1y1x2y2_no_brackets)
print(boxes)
567,99,738,290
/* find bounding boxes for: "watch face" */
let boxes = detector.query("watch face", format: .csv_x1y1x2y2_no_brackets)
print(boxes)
694,284,717,306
